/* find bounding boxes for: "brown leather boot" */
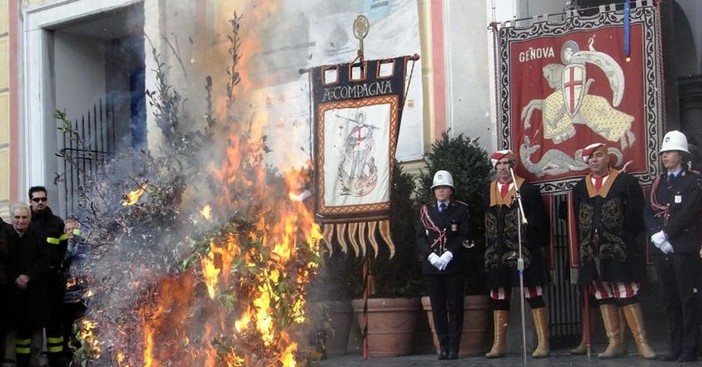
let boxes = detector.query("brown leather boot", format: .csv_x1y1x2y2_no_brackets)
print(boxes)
531,307,550,358
618,306,628,354
485,310,508,358
570,331,588,355
622,303,657,359
598,304,625,359
570,312,594,355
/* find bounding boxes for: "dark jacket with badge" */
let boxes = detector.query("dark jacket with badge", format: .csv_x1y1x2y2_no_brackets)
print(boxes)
572,169,644,284
644,170,702,254
416,200,471,275
482,178,549,289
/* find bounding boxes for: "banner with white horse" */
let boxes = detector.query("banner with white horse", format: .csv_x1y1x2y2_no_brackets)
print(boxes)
493,0,664,193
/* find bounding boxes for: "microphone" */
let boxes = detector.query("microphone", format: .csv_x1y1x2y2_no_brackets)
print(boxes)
509,166,528,225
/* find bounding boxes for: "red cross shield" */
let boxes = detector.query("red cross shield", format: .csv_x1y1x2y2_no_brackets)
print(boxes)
562,63,586,118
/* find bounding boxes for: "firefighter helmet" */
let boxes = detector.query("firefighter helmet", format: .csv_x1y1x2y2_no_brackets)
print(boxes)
431,170,455,191
660,130,689,154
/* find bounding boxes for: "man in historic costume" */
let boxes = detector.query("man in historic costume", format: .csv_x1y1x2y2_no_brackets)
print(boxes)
571,142,656,360
482,150,551,358
416,170,472,360
644,130,702,362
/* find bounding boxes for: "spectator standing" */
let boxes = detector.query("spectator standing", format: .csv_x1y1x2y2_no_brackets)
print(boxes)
6,204,50,367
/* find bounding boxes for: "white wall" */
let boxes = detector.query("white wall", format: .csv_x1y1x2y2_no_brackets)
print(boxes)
677,0,702,73
54,33,107,124
443,1,492,146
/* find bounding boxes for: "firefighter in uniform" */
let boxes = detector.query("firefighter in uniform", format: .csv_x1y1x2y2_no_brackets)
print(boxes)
27,186,69,367
482,150,551,358
571,143,656,360
416,170,472,360
644,130,702,362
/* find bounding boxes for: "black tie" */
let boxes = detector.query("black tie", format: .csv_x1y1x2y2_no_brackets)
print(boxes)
439,203,447,213
668,174,675,183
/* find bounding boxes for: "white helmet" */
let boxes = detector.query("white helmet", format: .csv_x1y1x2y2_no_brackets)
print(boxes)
660,130,689,154
431,170,455,190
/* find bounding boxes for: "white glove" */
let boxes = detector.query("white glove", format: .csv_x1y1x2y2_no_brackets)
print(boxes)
428,253,441,270
659,240,674,254
650,230,666,247
438,251,453,271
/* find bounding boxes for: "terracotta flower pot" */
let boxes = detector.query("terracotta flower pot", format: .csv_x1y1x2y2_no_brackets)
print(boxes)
421,295,490,357
322,300,353,355
351,297,420,357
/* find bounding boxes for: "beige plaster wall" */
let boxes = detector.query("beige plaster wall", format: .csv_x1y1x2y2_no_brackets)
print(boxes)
0,0,10,219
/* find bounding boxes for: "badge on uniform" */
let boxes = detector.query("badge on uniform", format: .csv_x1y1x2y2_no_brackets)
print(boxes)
675,195,682,203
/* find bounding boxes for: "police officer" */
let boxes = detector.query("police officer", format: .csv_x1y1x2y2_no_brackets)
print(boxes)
416,170,471,360
645,130,702,362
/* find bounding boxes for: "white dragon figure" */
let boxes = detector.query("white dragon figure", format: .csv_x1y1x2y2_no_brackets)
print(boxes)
520,135,624,177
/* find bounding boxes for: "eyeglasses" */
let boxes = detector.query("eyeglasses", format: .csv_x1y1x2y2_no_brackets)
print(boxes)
31,197,48,202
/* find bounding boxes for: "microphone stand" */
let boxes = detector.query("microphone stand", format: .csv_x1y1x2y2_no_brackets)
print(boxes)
509,166,528,367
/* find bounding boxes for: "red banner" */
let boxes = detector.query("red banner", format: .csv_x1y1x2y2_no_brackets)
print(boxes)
494,3,664,193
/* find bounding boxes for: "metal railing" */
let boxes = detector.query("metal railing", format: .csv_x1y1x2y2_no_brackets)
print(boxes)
59,99,116,219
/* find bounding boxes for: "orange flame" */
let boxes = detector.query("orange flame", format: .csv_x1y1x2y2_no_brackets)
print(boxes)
121,187,145,206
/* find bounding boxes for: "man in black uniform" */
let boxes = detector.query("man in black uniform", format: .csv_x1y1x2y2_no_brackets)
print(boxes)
416,170,472,360
645,130,702,362
27,186,69,367
572,143,656,360
482,150,551,358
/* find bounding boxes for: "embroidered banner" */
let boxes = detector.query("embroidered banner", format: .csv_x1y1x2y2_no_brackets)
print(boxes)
494,1,664,194
309,56,414,257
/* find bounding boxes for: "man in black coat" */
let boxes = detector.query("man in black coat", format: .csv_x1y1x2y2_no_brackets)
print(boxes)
482,150,550,358
416,170,472,360
572,142,656,360
6,204,50,367
28,186,69,367
0,218,9,363
644,130,702,362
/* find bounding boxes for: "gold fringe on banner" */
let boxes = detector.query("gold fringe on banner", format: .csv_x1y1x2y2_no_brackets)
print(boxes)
321,220,397,258
348,222,362,256
322,224,334,253
335,222,349,254
378,219,395,258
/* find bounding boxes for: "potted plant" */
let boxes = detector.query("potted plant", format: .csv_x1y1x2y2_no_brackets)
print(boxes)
415,132,493,357
348,161,426,357
308,250,356,358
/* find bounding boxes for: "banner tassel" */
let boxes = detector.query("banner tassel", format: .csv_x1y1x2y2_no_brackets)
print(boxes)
366,221,380,258
378,219,395,258
335,223,350,255
348,222,363,257
322,224,334,254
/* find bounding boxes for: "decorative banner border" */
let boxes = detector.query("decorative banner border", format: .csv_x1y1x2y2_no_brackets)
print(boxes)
309,56,413,257
494,1,664,194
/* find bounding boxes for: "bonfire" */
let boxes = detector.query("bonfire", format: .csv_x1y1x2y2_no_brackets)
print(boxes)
59,11,323,367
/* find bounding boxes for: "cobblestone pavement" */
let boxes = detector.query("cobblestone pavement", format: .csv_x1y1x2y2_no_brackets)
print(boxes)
318,344,693,367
